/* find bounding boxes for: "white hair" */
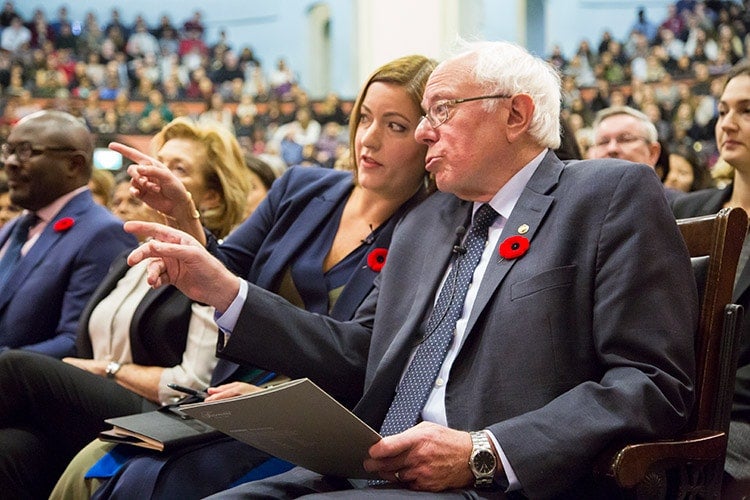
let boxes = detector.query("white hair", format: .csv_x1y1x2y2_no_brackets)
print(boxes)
448,39,562,149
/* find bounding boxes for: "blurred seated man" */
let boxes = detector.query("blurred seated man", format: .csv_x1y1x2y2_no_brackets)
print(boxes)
589,105,682,201
0,110,136,357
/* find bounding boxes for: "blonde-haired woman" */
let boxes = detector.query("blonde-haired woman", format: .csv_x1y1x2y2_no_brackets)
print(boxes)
144,116,249,239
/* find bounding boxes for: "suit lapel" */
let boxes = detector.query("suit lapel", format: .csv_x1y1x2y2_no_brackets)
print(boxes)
370,196,471,383
75,254,130,357
255,182,351,287
331,192,429,321
0,193,93,310
356,195,471,424
465,152,562,334
411,197,473,338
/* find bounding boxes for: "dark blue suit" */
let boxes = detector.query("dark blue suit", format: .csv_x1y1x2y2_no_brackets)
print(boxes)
0,190,137,358
89,166,424,500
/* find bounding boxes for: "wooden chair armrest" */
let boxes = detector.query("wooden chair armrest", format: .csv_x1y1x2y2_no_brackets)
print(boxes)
594,430,727,489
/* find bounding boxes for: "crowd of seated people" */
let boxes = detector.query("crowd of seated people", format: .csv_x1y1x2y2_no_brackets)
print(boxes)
0,1,353,173
0,1,745,189
0,3,748,495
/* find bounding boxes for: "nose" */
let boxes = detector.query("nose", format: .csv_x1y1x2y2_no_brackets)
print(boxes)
360,122,381,149
719,110,738,131
414,117,435,145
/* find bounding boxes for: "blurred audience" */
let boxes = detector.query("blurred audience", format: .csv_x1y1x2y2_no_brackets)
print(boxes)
589,105,683,201
0,1,748,196
87,167,115,206
0,171,20,228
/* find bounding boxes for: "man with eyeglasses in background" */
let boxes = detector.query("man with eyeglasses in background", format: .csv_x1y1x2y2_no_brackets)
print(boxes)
0,110,136,359
589,105,683,201
126,40,696,497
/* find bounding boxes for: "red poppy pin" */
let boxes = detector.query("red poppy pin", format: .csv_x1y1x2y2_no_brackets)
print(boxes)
498,235,529,260
53,217,75,232
367,247,388,272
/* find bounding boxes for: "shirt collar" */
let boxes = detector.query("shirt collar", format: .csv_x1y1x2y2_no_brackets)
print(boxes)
35,186,89,224
474,148,547,222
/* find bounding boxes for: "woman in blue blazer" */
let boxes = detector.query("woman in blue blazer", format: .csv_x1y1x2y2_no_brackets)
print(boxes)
53,54,437,500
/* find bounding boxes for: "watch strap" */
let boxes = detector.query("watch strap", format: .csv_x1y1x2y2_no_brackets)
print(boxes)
105,361,122,379
469,430,497,488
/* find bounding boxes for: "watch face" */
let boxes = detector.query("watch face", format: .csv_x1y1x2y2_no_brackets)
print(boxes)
473,450,495,474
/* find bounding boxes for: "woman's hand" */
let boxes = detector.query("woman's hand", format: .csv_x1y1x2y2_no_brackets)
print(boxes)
110,142,201,229
204,382,265,401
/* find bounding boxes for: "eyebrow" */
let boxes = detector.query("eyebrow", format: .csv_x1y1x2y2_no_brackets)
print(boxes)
361,104,412,123
719,98,750,107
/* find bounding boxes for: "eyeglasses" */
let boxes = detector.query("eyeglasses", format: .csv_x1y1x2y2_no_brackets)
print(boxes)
421,94,512,129
1,142,78,163
593,134,651,148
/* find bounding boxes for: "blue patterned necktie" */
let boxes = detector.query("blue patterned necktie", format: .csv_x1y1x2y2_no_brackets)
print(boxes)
0,213,37,290
378,203,498,437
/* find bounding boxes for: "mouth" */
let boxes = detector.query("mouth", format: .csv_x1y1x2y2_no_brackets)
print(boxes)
425,156,441,171
359,155,382,168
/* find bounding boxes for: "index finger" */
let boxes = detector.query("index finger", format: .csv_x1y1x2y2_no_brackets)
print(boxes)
124,220,191,245
109,142,157,166
368,433,408,459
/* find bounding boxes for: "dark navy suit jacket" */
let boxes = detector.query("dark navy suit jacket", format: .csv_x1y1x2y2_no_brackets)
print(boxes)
0,190,137,358
209,166,419,406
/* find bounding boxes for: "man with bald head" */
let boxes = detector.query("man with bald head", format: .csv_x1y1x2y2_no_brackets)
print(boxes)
0,110,136,357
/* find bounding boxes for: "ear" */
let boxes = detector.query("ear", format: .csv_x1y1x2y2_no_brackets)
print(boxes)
647,141,662,169
68,153,88,178
505,93,535,143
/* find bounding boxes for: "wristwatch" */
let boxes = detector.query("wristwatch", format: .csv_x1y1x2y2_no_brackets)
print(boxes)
105,361,122,379
468,431,497,488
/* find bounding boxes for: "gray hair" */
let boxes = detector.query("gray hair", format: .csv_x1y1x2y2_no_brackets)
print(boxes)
592,106,659,142
448,39,562,149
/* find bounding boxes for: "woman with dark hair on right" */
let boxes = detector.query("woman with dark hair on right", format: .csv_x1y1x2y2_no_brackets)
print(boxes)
52,54,437,500
671,61,750,497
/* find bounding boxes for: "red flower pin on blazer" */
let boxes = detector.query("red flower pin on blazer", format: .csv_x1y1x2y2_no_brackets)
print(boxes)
367,248,388,272
53,217,75,232
498,235,529,260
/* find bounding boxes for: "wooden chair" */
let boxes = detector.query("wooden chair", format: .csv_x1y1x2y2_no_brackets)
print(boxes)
594,207,748,499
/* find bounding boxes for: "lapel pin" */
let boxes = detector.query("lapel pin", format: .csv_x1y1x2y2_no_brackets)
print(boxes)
518,224,529,235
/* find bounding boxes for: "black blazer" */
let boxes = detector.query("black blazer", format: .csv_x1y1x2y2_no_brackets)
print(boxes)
672,184,750,422
76,252,192,368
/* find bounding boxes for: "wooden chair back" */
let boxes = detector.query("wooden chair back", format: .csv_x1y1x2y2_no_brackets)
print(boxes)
678,207,746,433
594,207,748,498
